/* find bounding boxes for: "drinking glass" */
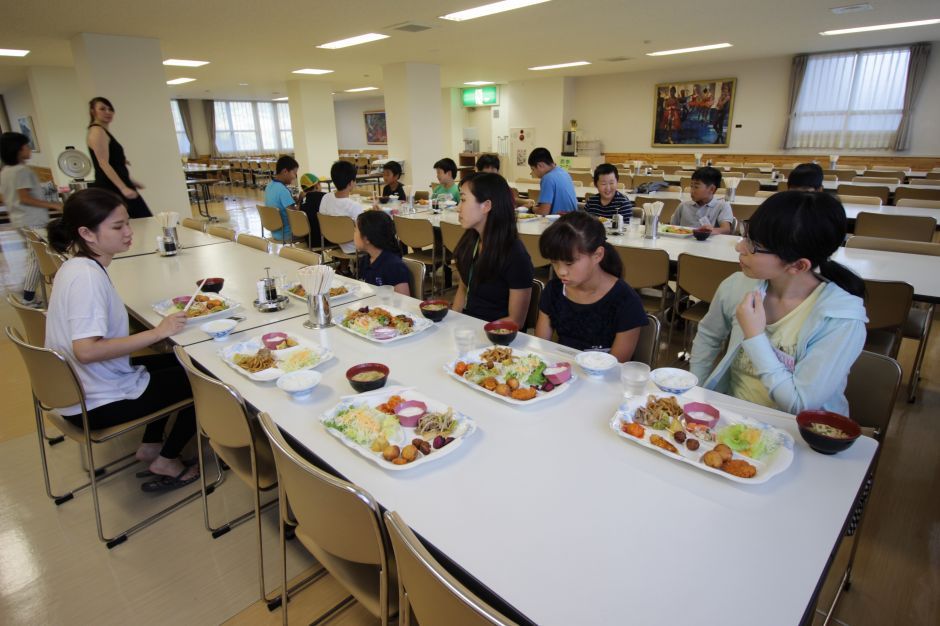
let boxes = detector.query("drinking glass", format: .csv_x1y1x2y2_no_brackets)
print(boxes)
453,328,476,357
376,284,394,305
621,361,651,398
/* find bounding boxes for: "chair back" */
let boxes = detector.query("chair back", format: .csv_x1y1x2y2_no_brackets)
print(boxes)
317,213,355,246
845,351,901,437
208,225,237,240
394,215,434,249
676,254,738,304
633,174,665,188
896,198,940,209
440,221,465,254
634,196,680,223
182,217,205,231
853,176,899,185
915,178,940,187
569,171,593,187
384,510,517,626
616,247,669,290
286,208,311,241
846,236,940,256
837,184,889,204
862,279,913,331
514,177,539,185
237,233,270,252
278,246,321,266
731,203,758,233
6,294,46,346
754,190,775,198
257,205,285,239
633,313,661,367
414,190,430,203
838,194,882,206
894,186,940,203
732,179,760,196
861,170,906,181
854,212,936,243
403,258,426,299
257,412,387,565
518,232,549,269
174,347,253,449
524,278,544,332
28,239,61,284
5,326,82,410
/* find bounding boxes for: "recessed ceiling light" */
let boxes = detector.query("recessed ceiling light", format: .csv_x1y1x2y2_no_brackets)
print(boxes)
292,68,334,75
528,61,590,71
820,18,940,36
647,43,732,56
345,86,379,92
238,83,249,86
163,59,209,67
0,48,29,57
440,0,550,21
830,3,873,14
464,81,495,86
166,77,196,85
317,33,389,49
273,97,288,101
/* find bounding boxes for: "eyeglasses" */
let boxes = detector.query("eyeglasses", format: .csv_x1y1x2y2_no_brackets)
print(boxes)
740,225,773,255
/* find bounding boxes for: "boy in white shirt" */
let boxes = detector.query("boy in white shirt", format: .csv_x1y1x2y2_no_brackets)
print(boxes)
319,160,365,275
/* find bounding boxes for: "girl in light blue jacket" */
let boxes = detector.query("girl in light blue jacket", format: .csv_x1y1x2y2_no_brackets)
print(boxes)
690,192,867,416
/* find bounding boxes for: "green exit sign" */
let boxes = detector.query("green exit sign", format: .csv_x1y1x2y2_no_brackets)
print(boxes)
461,86,499,107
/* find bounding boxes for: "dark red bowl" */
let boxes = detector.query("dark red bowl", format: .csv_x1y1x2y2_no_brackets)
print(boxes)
419,299,450,322
198,277,225,293
345,363,390,393
796,410,861,455
483,320,518,346
692,228,711,241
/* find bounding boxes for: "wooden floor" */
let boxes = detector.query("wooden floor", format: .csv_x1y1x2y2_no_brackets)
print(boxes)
0,187,937,625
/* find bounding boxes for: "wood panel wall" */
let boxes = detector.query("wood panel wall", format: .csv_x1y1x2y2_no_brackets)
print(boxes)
603,152,940,170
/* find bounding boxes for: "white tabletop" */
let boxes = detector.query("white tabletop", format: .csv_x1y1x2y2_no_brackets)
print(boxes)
184,295,877,626
114,218,229,259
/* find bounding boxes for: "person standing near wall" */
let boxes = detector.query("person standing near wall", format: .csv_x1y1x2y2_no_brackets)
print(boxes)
86,97,152,218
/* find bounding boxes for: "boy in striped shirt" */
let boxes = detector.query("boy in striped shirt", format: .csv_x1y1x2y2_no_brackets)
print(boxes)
584,163,633,220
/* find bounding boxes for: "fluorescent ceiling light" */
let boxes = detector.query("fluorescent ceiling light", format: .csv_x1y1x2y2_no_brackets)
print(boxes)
317,33,388,49
820,18,940,36
345,86,379,92
273,97,288,101
163,59,209,67
166,77,196,85
464,81,495,85
0,48,29,57
528,61,590,71
647,43,732,56
292,68,334,75
440,0,550,21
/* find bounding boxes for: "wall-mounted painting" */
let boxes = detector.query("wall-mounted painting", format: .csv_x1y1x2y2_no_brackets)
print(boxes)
652,78,736,147
364,110,387,145
16,115,39,152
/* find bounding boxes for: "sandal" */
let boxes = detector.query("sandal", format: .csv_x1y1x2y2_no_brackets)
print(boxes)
140,467,200,493
135,456,198,478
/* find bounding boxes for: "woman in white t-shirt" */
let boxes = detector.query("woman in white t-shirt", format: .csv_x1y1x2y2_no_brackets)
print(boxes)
45,189,198,492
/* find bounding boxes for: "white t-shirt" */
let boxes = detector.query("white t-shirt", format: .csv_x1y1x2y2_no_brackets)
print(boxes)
45,257,149,414
319,192,363,254
0,163,49,228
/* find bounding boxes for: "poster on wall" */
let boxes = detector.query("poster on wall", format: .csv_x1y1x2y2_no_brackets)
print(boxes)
364,110,387,145
509,127,536,181
652,78,736,147
16,115,39,152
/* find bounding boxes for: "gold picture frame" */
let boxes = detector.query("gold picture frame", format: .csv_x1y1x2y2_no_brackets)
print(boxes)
364,110,387,145
652,78,736,147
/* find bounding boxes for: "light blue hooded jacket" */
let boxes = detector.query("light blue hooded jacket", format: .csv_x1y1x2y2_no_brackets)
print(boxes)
690,273,868,416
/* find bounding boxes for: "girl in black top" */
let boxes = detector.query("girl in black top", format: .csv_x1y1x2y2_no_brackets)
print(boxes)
86,97,152,218
536,212,647,362
453,173,533,327
354,211,411,295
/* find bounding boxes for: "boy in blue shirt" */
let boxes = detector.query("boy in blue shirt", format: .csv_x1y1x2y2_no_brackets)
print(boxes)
264,155,299,243
528,147,577,215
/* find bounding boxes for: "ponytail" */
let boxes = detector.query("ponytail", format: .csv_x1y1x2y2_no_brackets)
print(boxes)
819,259,866,298
599,242,623,278
46,218,72,255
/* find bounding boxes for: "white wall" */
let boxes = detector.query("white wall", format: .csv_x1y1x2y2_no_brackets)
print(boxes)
26,67,88,185
334,96,385,151
908,41,940,155
2,83,49,168
185,99,211,156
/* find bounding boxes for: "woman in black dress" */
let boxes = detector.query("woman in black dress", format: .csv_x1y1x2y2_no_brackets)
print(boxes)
86,97,151,218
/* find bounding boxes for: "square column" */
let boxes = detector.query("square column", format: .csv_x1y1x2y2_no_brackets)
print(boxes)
287,81,339,181
26,67,88,186
383,63,443,190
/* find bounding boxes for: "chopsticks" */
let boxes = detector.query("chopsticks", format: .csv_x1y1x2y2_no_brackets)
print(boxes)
182,278,207,313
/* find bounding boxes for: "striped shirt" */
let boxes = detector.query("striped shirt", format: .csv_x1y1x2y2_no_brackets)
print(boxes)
584,191,633,219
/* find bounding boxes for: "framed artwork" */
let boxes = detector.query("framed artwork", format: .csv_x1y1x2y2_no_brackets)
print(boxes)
364,110,387,145
16,115,39,152
652,78,736,147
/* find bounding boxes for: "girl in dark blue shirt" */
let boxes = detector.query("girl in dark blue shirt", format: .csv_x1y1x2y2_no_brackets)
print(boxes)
354,211,411,296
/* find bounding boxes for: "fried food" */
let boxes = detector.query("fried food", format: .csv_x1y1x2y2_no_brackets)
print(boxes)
685,439,700,451
713,443,733,462
495,383,510,396
633,395,684,429
480,346,512,363
510,387,537,401
392,457,408,465
371,436,389,452
623,422,645,438
482,377,498,391
233,348,276,373
650,434,679,454
721,459,757,479
195,294,209,302
377,395,405,414
382,445,401,461
401,445,418,462
329,286,348,297
702,450,724,468
507,377,520,390
454,361,468,376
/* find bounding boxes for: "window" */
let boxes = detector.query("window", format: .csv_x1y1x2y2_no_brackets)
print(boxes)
169,100,191,155
213,100,294,155
787,47,911,149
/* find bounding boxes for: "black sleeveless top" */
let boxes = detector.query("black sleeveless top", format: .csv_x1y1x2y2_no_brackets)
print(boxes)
88,124,151,218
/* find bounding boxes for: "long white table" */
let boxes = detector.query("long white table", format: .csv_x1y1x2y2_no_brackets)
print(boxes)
116,218,229,258
183,294,877,626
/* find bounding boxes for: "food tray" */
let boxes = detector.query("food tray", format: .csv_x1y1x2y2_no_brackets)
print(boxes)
152,294,241,325
610,394,794,484
321,388,476,471
336,303,433,343
285,277,373,306
218,335,334,382
657,225,694,238
444,346,577,406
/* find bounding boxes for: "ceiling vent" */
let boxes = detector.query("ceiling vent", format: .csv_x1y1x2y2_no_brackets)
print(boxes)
391,22,432,32
830,3,873,14
602,56,632,62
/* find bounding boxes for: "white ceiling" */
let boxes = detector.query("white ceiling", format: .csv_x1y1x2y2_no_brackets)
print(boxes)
1,0,938,101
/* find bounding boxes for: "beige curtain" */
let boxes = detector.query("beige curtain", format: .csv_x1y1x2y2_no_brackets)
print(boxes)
782,54,808,149
894,42,931,151
177,99,197,158
203,99,218,157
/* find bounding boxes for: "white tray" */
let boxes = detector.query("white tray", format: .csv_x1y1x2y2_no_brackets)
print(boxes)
152,294,241,325
444,347,577,406
321,387,476,471
218,335,334,382
336,303,433,343
610,394,794,484
657,225,694,238
285,277,373,306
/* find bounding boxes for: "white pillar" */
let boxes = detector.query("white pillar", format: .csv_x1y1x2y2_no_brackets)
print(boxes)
70,33,189,212
383,63,443,190
287,81,339,180
26,67,88,186
441,87,463,161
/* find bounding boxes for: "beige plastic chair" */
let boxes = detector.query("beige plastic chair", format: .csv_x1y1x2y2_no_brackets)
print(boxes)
182,217,205,231
838,194,882,206
854,212,936,242
524,278,544,333
174,347,279,603
395,215,442,296
853,176,900,185
257,411,396,625
278,246,321,266
634,313,661,368
257,204,287,244
440,220,464,255
861,279,913,359
672,254,739,356
615,247,670,316
208,224,237,240
731,203,759,235
732,179,760,197
518,232,551,283
285,208,312,248
570,171,594,187
861,170,906,181
838,184,890,204
5,327,212,548
402,258,425,300
7,292,46,345
915,178,940,187
317,213,359,273
634,196,680,224
385,510,517,626
895,186,940,204
237,233,271,252
896,198,940,209
27,238,62,302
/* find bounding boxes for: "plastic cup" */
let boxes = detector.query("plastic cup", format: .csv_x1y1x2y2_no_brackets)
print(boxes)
621,361,651,398
453,328,476,357
376,285,394,304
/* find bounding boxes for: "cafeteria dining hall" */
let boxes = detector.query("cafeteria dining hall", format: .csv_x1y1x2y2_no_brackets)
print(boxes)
1,1,939,624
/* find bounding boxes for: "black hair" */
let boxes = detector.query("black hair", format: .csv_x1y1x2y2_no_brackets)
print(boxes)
88,96,114,125
787,163,824,191
433,157,457,178
382,160,402,177
356,210,400,254
47,188,126,258
330,160,358,190
275,155,299,175
453,173,519,284
539,212,622,279
747,191,865,297
527,147,554,167
593,163,619,184
0,132,30,166
691,166,722,188
476,154,500,172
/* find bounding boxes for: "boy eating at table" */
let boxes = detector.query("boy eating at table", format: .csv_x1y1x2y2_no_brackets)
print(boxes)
670,166,734,234
320,160,365,275
382,160,406,201
264,155,299,244
432,158,461,204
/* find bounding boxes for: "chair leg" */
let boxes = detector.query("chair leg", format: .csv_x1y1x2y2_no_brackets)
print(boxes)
907,303,933,403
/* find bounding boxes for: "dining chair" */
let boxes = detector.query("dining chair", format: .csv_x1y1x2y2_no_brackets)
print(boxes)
384,510,517,626
174,347,280,603
860,170,906,182
615,247,670,316
633,313,661,368
821,350,901,623
278,246,321,266
237,233,271,252
394,215,443,296
732,179,760,197
895,198,940,209
633,196,680,224
26,238,62,302
672,254,739,358
731,203,759,235
860,279,914,360
837,184,890,204
257,204,287,245
403,258,426,300
915,178,940,186
317,213,359,275
523,278,544,333
414,190,430,203
838,194,882,206
182,217,205,232
894,186,940,204
6,327,215,548
440,220,464,256
854,212,936,243
257,411,397,625
852,176,900,185
754,190,775,198
208,224,237,240
285,208,312,248
518,232,552,283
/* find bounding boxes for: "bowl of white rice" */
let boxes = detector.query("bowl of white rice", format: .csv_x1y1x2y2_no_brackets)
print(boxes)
649,368,698,394
276,370,322,399
576,351,618,377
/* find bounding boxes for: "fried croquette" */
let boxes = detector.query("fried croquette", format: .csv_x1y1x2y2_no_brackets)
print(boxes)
721,459,757,479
